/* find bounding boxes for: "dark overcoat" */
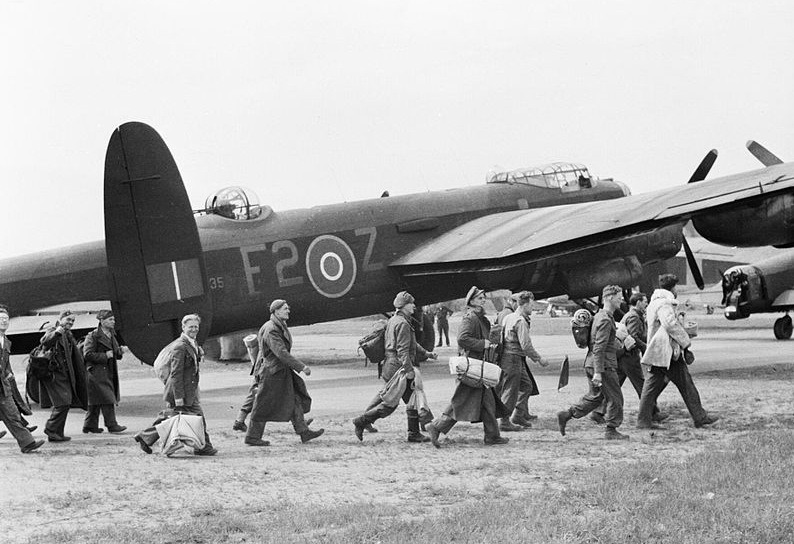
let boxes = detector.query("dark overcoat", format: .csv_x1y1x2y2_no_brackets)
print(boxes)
449,307,508,422
30,326,88,410
0,337,32,415
163,335,201,407
250,316,312,423
82,326,122,405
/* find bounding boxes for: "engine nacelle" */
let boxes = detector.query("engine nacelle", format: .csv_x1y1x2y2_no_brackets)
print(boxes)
722,265,762,319
693,193,794,247
565,256,643,299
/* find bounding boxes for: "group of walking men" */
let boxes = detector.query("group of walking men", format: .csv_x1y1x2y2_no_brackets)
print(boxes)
557,274,719,440
1,307,125,454
6,272,719,455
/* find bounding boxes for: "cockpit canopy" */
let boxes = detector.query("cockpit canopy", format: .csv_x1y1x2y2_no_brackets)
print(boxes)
487,162,595,191
203,186,270,221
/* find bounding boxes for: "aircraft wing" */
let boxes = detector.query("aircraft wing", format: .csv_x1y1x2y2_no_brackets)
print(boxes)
391,162,794,275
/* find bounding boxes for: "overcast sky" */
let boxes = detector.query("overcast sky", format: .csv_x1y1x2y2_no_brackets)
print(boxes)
2,0,793,257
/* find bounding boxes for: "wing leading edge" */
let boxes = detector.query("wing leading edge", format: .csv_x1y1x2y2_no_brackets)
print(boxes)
391,162,794,276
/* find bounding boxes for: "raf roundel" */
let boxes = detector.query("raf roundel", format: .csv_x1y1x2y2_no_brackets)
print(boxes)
305,235,357,298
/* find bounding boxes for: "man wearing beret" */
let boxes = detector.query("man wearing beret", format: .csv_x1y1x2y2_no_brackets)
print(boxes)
36,309,88,442
426,286,510,447
81,310,126,434
353,291,437,443
244,299,324,446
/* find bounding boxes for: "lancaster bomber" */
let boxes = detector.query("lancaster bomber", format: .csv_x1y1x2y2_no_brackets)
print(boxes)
2,122,792,363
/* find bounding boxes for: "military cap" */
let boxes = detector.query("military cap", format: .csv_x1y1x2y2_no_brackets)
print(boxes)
393,291,415,309
97,309,114,320
465,286,486,306
269,299,288,313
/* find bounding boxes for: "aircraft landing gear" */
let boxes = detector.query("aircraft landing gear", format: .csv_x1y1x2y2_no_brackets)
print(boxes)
773,315,793,340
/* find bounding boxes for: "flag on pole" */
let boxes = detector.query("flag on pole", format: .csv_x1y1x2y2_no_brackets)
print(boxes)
557,355,570,390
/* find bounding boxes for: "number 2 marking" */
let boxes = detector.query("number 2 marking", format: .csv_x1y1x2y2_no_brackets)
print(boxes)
273,240,304,287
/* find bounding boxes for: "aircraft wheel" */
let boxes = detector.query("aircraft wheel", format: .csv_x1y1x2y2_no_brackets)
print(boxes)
773,316,793,340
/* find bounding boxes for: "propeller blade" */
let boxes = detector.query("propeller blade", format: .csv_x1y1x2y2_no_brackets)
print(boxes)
687,149,719,183
682,235,705,290
746,140,783,166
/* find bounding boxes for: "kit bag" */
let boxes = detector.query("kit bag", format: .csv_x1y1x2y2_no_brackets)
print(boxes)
28,345,55,381
358,320,387,377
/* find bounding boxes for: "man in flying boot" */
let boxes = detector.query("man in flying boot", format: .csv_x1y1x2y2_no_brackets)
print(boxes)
557,285,629,440
353,291,437,443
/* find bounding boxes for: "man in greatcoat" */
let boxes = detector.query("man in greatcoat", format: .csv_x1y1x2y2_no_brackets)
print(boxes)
557,285,629,440
0,306,44,453
498,291,549,431
133,314,217,456
637,274,719,429
426,286,509,448
244,299,324,446
34,309,88,442
81,310,126,434
353,291,437,443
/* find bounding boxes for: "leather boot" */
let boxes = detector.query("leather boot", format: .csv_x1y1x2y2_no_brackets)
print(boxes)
604,427,629,440
233,420,248,432
353,416,367,441
300,428,325,443
407,410,430,443
426,422,442,448
499,417,523,432
557,409,572,436
510,415,533,428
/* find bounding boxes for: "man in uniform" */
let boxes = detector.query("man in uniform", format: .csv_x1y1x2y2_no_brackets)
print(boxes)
0,306,44,453
426,286,509,447
134,314,217,456
435,305,453,347
81,309,126,434
244,299,323,446
557,285,629,440
353,291,437,443
498,291,549,431
37,310,88,442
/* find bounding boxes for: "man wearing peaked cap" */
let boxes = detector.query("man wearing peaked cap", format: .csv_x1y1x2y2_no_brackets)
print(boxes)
353,290,437,443
425,286,511,448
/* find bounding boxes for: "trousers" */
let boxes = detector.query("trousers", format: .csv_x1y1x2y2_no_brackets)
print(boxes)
638,357,707,426
569,368,624,428
0,392,36,450
246,393,309,439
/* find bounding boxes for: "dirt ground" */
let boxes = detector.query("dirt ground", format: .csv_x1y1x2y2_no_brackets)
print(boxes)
1,318,792,543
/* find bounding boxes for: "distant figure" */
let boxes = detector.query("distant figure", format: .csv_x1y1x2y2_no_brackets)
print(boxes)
426,286,509,448
134,314,217,456
578,174,591,188
353,291,437,443
243,300,323,447
435,305,453,347
0,306,44,453
81,310,126,434
380,190,390,198
557,285,629,440
637,274,719,429
36,310,88,443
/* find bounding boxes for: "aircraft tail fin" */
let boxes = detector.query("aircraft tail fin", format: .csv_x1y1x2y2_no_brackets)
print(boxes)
104,122,212,364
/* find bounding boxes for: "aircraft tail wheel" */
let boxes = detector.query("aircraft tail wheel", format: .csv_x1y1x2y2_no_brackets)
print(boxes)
773,315,793,340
